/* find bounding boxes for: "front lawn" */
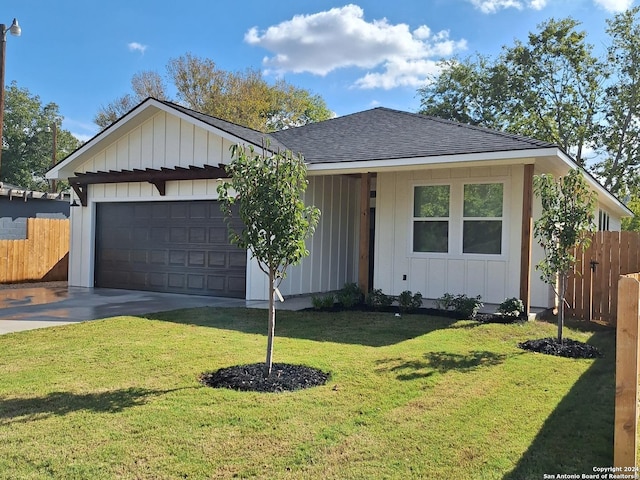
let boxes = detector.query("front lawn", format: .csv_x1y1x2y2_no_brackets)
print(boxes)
0,308,614,479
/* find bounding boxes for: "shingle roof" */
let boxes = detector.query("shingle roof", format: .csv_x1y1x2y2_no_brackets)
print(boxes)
269,107,556,164
160,100,290,152
160,102,557,164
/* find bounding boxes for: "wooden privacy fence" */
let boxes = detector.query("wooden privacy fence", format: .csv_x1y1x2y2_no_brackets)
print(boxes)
614,273,640,468
566,231,640,325
0,218,69,283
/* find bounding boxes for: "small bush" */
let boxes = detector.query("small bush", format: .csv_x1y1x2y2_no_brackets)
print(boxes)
398,290,423,313
366,289,394,310
497,297,525,318
311,293,335,310
337,283,364,309
454,295,483,319
436,292,483,319
434,293,456,311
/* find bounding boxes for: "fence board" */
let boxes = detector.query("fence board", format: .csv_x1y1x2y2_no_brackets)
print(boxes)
0,218,69,283
614,275,640,468
567,231,640,325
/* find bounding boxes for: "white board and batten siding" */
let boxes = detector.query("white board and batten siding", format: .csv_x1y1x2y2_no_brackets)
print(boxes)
68,110,360,301
68,111,239,290
246,175,360,301
374,165,530,306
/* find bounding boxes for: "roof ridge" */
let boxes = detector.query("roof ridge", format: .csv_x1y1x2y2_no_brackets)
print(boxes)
373,107,555,148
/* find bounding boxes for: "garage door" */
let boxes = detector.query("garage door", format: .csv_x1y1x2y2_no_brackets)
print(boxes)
95,201,246,298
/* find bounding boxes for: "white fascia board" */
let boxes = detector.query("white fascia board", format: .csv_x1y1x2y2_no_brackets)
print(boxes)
47,99,265,180
305,147,556,176
554,150,633,218
47,99,166,180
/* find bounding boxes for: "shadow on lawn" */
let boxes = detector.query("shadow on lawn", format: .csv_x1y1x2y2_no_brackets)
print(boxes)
503,329,615,478
0,387,186,424
146,307,461,347
375,350,509,380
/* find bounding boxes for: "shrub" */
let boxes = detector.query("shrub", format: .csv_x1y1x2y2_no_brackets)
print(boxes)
337,283,364,309
454,295,483,319
497,297,525,318
311,293,335,310
366,289,394,310
398,290,423,313
434,293,456,311
436,292,483,319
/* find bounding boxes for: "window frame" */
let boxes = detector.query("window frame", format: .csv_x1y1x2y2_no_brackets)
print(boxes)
411,184,451,254
410,179,508,258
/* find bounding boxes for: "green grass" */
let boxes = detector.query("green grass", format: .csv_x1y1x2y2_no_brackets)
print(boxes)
0,308,614,479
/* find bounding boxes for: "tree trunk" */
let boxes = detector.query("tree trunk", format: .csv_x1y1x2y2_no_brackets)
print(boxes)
557,272,566,344
264,266,276,378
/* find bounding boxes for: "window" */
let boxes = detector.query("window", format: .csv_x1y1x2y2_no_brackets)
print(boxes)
413,185,449,253
598,209,610,231
462,183,504,255
462,183,503,254
412,182,505,255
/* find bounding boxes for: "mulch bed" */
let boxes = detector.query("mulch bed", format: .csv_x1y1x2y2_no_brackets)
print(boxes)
518,337,602,359
199,363,330,393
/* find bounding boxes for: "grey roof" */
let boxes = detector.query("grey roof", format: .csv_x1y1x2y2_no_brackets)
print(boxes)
160,100,291,153
269,107,557,164
159,102,556,164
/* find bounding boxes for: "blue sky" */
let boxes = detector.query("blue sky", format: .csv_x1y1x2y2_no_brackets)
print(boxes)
2,0,635,141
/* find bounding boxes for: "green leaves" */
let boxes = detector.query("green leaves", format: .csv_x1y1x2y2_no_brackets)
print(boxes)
2,82,80,190
533,169,596,284
95,54,333,132
217,143,320,282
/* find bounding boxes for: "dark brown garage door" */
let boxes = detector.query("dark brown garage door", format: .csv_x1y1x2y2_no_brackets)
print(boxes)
95,201,246,298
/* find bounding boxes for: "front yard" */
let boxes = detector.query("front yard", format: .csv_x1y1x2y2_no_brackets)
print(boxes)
0,308,614,479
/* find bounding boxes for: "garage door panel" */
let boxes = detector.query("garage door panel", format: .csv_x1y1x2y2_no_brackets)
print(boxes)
96,201,246,298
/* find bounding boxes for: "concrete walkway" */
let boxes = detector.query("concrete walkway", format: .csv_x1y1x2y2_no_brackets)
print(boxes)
0,284,311,335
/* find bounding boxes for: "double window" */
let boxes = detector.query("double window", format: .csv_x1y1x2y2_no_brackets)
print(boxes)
413,182,504,255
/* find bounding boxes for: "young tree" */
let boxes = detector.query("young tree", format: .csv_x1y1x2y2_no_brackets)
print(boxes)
217,143,320,377
533,169,596,342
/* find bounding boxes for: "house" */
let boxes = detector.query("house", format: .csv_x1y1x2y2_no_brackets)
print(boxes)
46,98,631,310
0,183,70,240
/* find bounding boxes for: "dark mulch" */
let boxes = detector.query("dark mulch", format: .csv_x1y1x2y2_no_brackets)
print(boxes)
476,313,527,324
199,363,330,393
518,337,602,359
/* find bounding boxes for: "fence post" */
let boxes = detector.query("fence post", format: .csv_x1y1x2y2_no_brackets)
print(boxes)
615,274,640,468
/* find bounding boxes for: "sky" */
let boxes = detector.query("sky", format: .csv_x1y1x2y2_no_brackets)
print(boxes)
1,0,636,142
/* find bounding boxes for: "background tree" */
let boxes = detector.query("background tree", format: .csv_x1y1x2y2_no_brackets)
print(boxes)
533,169,596,343
420,18,604,165
419,10,640,196
592,6,640,196
95,53,333,131
217,143,320,377
2,82,80,191
94,71,168,128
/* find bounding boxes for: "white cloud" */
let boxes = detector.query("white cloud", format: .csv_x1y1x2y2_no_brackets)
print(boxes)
593,0,634,12
469,0,547,13
127,42,147,54
245,4,467,89
470,0,633,13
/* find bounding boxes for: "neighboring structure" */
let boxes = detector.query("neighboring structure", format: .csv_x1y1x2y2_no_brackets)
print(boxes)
0,183,70,240
47,98,631,310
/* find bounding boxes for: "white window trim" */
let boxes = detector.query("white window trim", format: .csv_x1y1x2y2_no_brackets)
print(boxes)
410,178,509,259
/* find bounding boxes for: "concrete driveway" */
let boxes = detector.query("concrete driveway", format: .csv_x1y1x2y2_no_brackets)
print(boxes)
0,284,251,335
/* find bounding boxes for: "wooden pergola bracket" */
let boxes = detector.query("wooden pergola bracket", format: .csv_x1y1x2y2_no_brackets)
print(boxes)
67,164,229,207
